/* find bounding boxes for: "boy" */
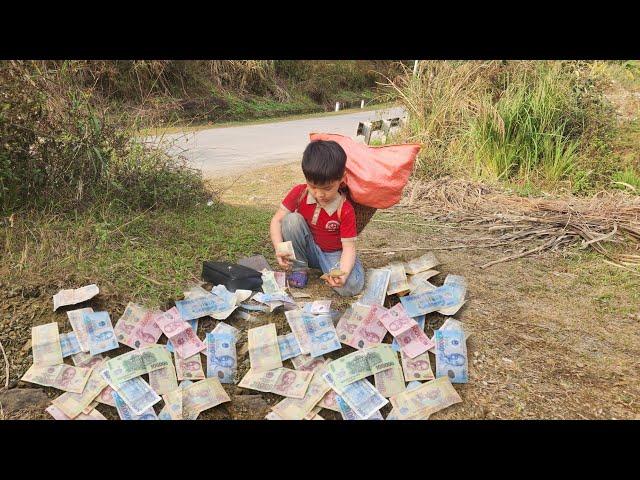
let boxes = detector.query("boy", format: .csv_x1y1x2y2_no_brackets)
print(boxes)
269,140,365,297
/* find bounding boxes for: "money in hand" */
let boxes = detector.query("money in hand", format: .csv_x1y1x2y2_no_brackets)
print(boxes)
31,323,63,366
276,241,296,261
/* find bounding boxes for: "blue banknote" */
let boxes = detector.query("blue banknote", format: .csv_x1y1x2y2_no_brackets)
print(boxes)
434,326,468,384
399,285,462,317
112,391,158,420
166,319,198,354
175,294,232,321
323,371,387,419
82,311,119,355
239,303,270,312
100,368,161,415
60,332,82,358
359,269,391,307
206,332,236,384
301,313,341,357
277,333,302,361
391,315,425,352
335,395,384,420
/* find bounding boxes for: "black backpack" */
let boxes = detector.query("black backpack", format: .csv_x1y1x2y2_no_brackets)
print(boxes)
201,261,263,292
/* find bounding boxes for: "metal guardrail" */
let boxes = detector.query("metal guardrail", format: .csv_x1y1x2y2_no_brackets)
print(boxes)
356,117,404,144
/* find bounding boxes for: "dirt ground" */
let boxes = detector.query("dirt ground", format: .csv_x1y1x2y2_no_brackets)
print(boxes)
2,161,639,420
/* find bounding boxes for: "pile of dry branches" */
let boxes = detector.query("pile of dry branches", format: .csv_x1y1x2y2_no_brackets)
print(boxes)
396,177,640,271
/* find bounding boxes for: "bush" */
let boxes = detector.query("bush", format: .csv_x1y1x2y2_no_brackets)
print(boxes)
0,61,208,214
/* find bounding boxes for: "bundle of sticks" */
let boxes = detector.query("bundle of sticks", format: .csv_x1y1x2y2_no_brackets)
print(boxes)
395,177,640,271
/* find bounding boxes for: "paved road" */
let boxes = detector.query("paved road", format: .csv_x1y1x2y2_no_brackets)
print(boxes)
149,106,406,177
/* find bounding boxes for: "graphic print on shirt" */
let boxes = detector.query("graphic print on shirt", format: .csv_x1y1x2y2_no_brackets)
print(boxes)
325,220,340,232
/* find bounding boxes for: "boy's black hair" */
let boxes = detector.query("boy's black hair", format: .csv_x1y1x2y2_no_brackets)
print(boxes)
301,140,347,185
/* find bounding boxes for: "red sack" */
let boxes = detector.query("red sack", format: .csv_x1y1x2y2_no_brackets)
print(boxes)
309,133,421,209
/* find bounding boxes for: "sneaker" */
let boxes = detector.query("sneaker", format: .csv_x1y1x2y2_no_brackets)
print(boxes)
287,270,308,288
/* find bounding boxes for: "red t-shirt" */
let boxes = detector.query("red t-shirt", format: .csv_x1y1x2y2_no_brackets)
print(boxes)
281,184,357,252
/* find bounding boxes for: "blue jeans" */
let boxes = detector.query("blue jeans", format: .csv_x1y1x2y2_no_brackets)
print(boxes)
281,212,365,297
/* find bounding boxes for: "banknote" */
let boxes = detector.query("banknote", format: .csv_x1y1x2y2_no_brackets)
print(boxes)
270,367,332,420
82,311,119,355
253,292,296,305
209,285,239,320
154,307,206,359
350,304,389,350
325,344,397,389
50,368,108,418
31,322,63,366
335,395,384,420
261,270,283,295
114,303,163,349
404,252,439,275
386,262,411,295
67,307,93,352
239,367,313,399
373,351,405,398
290,354,327,372
71,351,105,368
407,271,439,294
320,268,347,282
336,303,371,347
304,411,325,420
301,312,341,357
278,333,302,361
317,388,341,412
273,271,287,289
285,309,311,355
100,367,162,415
379,303,434,358
95,384,117,407
22,363,92,394
275,240,296,260
206,332,237,384
239,303,271,313
238,254,272,272
438,274,467,315
181,378,231,420
53,284,99,311
435,324,468,383
248,323,282,372
401,350,435,382
386,381,422,420
265,411,284,420
59,332,82,358
428,318,470,354
148,347,179,395
323,371,388,419
399,284,463,317
359,268,391,307
183,284,213,299
46,404,106,420
167,319,198,354
175,352,205,380
389,376,462,420
303,300,332,315
112,391,158,420
174,293,233,321
82,401,98,415
105,344,171,384
211,321,240,338
392,315,425,351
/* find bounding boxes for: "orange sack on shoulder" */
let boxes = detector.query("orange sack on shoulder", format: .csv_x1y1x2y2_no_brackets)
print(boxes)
309,133,421,209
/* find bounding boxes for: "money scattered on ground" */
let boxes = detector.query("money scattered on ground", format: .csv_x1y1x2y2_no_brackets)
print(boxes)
379,303,434,358
114,303,163,349
386,262,411,295
434,322,468,383
239,367,313,399
101,367,162,415
399,284,464,317
46,404,106,420
408,270,439,294
206,330,237,383
261,270,283,295
31,322,63,366
51,367,108,419
174,293,233,321
175,352,206,380
105,344,171,384
335,394,384,420
67,307,93,352
83,311,119,355
349,304,388,350
112,391,159,420
248,323,282,372
301,312,341,357
59,332,82,358
22,363,92,393
270,367,332,420
428,318,470,353
155,307,206,359
401,350,435,381
323,371,388,419
303,299,332,315
373,351,405,398
438,274,467,315
325,344,397,389
53,284,99,311
389,376,462,420
278,332,302,361
359,268,391,306
404,252,439,275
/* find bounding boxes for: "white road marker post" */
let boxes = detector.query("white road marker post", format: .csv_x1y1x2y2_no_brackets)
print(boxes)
335,102,340,112
361,99,364,109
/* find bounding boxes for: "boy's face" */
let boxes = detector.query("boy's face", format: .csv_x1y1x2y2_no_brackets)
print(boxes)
306,176,344,206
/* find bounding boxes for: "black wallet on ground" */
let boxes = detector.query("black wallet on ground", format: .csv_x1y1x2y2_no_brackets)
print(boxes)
201,261,263,292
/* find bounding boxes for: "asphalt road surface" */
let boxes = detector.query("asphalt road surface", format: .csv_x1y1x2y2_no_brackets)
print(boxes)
150,106,406,178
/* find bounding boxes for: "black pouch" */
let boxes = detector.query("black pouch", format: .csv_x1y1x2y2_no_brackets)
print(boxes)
202,261,263,292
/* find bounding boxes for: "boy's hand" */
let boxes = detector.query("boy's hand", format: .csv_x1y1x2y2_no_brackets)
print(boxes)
275,252,292,270
324,273,348,288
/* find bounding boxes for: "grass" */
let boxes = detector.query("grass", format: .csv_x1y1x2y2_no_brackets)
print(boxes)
138,101,398,136
1,202,274,307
